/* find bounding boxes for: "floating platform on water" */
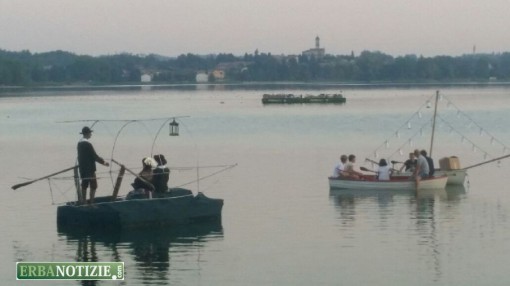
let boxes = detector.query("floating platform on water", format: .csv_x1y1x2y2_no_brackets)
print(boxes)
262,93,346,104
57,188,223,231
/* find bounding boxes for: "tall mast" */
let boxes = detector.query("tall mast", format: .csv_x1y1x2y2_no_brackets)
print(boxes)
429,90,440,157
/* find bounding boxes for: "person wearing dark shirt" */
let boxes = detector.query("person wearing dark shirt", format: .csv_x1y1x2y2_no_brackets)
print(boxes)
132,157,155,192
400,152,417,173
77,126,109,205
152,154,170,194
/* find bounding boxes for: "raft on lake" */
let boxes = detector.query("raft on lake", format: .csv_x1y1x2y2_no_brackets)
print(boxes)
57,188,223,231
262,93,346,104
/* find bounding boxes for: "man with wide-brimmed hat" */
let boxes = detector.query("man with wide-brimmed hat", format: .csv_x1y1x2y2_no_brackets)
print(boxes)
77,126,109,205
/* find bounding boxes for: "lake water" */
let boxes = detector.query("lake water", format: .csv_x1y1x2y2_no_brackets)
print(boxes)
1,85,510,285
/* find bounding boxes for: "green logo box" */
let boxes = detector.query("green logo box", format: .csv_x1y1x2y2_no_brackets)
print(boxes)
17,262,124,280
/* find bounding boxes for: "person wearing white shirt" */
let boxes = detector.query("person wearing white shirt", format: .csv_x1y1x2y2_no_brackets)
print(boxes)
377,159,392,180
332,155,348,177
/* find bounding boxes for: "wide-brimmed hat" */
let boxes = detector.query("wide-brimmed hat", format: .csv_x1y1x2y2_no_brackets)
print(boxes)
80,126,93,134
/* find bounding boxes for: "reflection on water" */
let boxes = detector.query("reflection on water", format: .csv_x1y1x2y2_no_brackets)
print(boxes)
329,185,467,282
58,223,223,285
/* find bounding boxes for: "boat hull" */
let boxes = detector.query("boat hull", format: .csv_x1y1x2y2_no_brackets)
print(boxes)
393,169,467,185
328,175,448,191
435,169,467,185
57,189,223,231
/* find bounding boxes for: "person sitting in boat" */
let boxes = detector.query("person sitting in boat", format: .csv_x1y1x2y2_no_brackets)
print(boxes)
127,157,156,199
420,150,435,177
377,159,392,180
400,152,417,173
152,154,170,195
332,154,348,178
343,154,363,179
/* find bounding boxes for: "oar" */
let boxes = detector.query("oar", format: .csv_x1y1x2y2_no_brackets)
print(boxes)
365,158,399,172
365,158,379,165
360,166,377,173
111,159,154,190
11,166,78,190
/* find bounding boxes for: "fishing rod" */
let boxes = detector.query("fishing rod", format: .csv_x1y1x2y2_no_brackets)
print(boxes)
174,163,238,189
462,153,510,171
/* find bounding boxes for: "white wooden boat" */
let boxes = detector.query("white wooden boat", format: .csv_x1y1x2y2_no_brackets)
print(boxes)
328,175,448,191
435,170,467,185
393,169,467,186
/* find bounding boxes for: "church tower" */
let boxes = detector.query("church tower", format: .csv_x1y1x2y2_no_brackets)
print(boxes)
302,36,325,59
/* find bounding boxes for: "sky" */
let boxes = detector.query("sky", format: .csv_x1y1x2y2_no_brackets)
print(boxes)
1,0,509,58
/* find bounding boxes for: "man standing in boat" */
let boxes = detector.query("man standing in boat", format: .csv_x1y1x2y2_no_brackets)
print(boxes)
77,126,109,205
413,149,429,189
420,150,435,177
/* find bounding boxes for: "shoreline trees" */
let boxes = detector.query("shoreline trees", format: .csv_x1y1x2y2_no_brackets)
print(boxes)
1,49,509,86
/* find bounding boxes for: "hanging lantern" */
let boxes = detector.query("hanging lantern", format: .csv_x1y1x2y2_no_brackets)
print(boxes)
169,118,179,136
407,121,412,129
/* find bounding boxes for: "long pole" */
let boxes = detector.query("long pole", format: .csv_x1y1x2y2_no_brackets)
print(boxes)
462,153,510,170
11,166,78,190
429,90,440,157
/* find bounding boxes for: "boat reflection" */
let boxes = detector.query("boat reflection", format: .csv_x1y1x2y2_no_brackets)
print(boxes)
329,185,466,282
58,222,223,285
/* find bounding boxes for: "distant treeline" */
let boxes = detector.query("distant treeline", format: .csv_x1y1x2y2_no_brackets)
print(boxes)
1,49,510,86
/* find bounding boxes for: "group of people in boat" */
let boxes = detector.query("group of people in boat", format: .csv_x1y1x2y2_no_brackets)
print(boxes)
332,154,364,180
128,154,170,199
332,149,436,183
77,126,170,205
400,149,435,178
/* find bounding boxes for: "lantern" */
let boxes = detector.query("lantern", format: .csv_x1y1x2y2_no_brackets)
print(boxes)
169,119,179,136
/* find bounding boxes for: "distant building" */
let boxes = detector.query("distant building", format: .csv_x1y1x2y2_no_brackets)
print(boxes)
212,70,225,80
196,72,209,83
141,74,152,83
302,36,325,59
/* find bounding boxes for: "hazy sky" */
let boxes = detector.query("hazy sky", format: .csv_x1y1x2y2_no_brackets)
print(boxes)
1,0,509,57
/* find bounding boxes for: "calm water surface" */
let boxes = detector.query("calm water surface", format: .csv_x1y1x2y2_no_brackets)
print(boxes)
1,86,510,285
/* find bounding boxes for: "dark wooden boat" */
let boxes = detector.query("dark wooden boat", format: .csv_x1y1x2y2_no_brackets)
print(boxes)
262,93,346,104
57,188,223,231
